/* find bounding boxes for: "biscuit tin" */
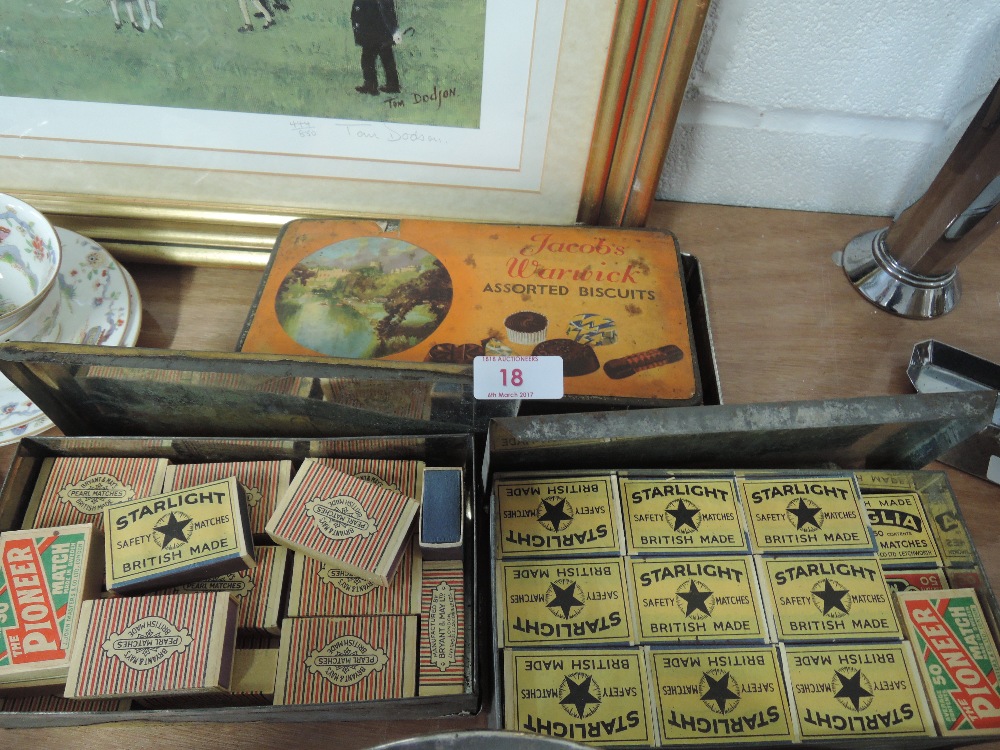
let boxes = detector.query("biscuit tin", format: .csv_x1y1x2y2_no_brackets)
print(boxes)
64,591,238,699
865,492,940,568
23,456,168,532
170,545,287,634
238,219,701,407
503,647,657,746
162,460,291,538
738,475,873,554
274,615,417,705
497,557,634,647
287,537,420,617
619,475,748,555
493,474,624,559
628,556,767,643
0,524,100,689
419,560,466,696
756,556,902,642
312,458,425,501
896,588,1000,735
265,459,419,586
648,645,797,744
781,642,935,739
104,477,255,594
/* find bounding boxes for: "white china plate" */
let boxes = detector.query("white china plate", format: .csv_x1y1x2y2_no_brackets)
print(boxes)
0,229,142,445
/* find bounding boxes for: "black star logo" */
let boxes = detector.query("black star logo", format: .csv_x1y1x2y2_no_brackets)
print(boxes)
153,512,191,548
788,498,822,530
538,498,573,532
813,579,850,616
666,498,700,532
701,671,740,713
547,581,584,619
834,669,873,711
560,674,601,718
678,580,714,617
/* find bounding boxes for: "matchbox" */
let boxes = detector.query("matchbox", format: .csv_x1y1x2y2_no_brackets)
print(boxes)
419,560,466,696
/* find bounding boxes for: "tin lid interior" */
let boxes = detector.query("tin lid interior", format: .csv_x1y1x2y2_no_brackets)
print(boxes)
0,342,516,438
485,390,997,477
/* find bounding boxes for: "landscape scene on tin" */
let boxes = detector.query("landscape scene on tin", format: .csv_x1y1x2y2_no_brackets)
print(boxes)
275,236,453,358
9,0,486,127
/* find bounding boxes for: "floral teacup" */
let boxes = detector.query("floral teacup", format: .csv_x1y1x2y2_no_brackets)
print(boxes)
0,194,61,336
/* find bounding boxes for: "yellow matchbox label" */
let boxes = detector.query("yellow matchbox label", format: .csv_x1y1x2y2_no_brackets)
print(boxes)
619,477,748,554
781,643,934,739
104,478,253,593
628,556,768,643
494,475,624,558
497,558,634,647
739,475,873,554
865,492,940,568
504,648,657,747
757,556,902,642
648,646,796,744
854,471,918,493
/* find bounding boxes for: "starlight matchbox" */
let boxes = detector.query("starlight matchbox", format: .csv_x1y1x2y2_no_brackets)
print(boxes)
103,477,255,594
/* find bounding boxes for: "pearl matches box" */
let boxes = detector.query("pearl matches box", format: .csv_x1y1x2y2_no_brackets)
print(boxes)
238,219,701,407
287,537,420,617
64,591,238,699
0,524,100,690
897,588,1000,735
648,646,797,744
23,456,168,533
274,615,417,705
312,457,425,501
419,560,466,696
103,477,256,594
493,474,625,559
265,459,420,586
162,460,292,538
169,545,288,634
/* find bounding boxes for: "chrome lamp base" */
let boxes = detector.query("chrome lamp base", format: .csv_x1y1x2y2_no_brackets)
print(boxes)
841,228,960,319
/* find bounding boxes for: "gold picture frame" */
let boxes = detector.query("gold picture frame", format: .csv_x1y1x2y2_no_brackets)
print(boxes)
3,0,707,268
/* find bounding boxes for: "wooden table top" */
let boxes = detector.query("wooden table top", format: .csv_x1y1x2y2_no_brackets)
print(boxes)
5,200,1000,749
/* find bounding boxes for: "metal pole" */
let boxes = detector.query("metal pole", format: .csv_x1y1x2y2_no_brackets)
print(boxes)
841,76,1000,318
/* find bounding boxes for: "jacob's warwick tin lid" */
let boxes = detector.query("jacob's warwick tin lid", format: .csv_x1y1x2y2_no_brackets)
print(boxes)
757,556,902,642
629,556,767,643
104,477,256,594
497,557,634,647
739,475,873,554
896,588,1000,735
266,459,420,586
648,646,797,744
494,474,624,559
781,642,935,740
619,475,748,554
504,648,657,747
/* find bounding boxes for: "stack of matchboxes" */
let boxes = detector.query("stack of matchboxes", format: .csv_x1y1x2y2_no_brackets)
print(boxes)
0,453,468,712
492,469,1000,747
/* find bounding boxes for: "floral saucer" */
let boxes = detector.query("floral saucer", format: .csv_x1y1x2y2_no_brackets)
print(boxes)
0,229,141,445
